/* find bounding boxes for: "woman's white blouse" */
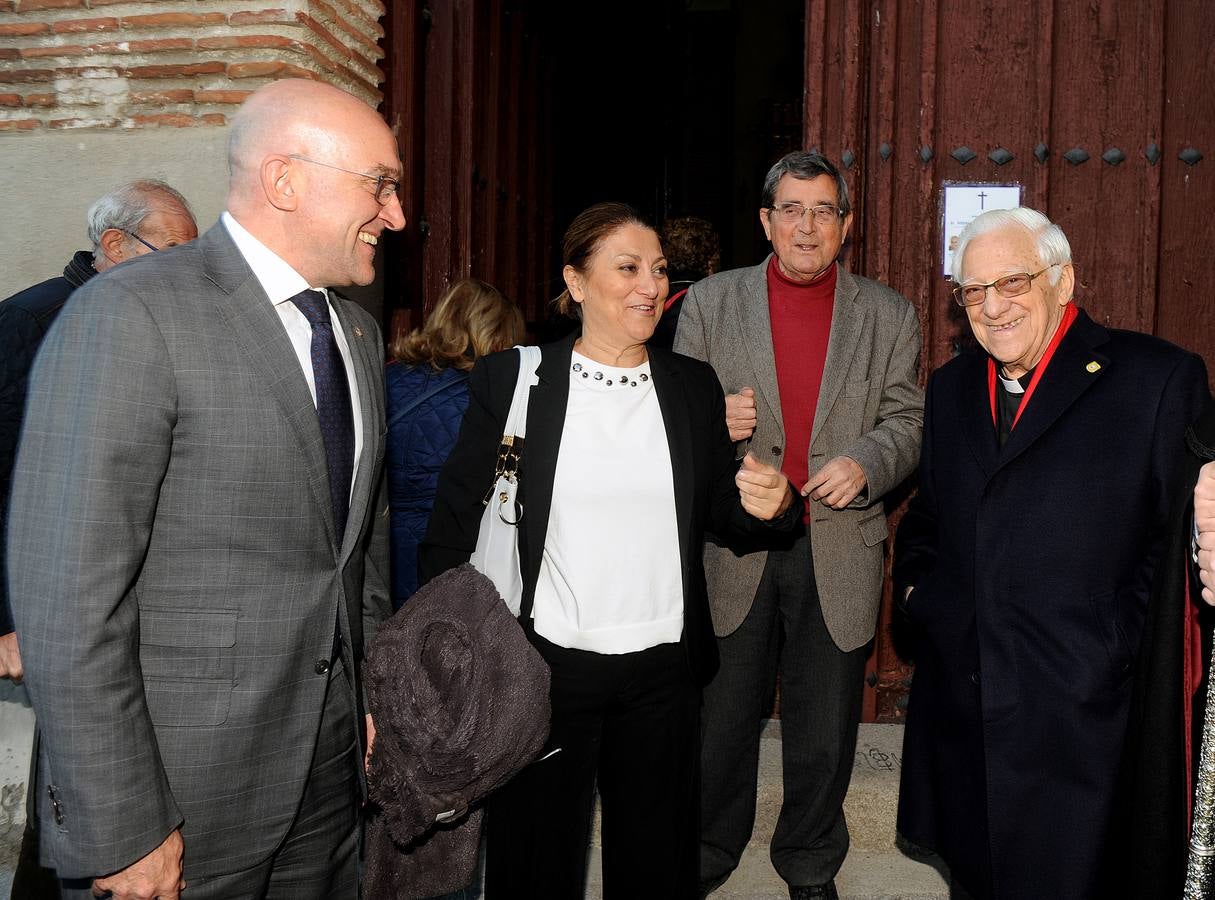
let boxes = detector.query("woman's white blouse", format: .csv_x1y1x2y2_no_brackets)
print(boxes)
531,350,684,654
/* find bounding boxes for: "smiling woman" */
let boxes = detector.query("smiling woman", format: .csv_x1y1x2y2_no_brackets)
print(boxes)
419,203,799,899
555,203,670,366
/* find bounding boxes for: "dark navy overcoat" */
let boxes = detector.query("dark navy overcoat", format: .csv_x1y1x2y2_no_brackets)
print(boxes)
893,308,1209,899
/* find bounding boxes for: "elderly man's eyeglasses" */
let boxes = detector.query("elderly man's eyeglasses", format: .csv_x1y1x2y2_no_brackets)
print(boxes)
122,230,160,253
769,202,843,226
952,265,1058,307
287,154,401,205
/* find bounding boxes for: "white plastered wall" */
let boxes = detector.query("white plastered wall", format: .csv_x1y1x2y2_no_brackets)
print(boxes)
0,126,385,316
0,127,230,298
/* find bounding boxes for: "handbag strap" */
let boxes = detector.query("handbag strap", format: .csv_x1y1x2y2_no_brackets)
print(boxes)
386,371,469,430
503,345,542,439
485,346,541,501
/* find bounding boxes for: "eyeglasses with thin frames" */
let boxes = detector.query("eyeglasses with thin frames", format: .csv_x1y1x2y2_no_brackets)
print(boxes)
768,202,844,227
952,265,1059,308
287,154,401,206
122,230,160,253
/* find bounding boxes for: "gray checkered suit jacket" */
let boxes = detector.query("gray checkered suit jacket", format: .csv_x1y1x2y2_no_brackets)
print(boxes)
6,222,392,880
674,259,923,651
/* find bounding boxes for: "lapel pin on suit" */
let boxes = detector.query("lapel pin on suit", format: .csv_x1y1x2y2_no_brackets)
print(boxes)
353,325,364,338
1086,361,1101,373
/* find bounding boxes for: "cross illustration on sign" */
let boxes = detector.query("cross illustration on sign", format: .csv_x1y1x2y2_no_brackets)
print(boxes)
941,182,1023,276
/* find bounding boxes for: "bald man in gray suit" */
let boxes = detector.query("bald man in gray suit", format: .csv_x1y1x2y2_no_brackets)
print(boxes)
8,79,404,899
676,152,922,899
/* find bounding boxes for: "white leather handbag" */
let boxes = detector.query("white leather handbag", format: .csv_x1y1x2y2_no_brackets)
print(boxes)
469,345,541,615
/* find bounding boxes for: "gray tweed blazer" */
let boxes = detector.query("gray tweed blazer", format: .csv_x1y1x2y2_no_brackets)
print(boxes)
674,258,923,651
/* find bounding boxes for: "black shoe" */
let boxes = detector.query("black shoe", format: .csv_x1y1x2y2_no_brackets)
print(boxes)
789,882,839,900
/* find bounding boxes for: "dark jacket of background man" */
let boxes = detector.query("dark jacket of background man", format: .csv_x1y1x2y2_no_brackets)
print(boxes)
0,251,97,634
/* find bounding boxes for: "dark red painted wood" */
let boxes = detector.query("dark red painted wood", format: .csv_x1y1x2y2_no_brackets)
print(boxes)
381,0,1212,724
1155,0,1215,364
379,0,425,346
380,2,553,330
808,0,1215,723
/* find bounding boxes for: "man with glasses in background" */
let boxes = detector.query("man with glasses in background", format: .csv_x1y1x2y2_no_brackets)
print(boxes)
893,207,1208,898
8,78,402,899
1,178,196,683
675,150,923,900
0,178,196,897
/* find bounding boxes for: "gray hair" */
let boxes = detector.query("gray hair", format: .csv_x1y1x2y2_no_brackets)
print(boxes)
760,151,851,217
86,180,194,253
952,207,1072,285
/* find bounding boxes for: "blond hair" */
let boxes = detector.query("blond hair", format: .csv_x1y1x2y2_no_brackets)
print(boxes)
391,279,524,371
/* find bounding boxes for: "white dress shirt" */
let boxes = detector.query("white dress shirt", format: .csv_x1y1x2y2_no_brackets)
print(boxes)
221,211,364,498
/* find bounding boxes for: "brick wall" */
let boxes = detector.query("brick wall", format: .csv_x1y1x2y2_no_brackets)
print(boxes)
0,0,387,132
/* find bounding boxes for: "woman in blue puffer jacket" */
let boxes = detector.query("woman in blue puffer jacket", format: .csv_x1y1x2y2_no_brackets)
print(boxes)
386,279,524,609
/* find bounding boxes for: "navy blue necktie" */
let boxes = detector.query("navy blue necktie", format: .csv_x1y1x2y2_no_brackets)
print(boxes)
290,290,355,540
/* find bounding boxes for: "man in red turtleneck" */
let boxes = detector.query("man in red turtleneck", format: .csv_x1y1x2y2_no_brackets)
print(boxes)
674,151,924,900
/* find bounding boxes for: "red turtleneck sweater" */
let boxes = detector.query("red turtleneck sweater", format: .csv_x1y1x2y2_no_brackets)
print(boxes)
767,257,836,515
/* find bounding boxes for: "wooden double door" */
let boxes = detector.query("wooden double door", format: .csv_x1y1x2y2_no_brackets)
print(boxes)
379,0,1214,721
808,0,1214,720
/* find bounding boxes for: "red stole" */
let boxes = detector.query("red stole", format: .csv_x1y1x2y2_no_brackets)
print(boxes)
1185,562,1203,829
986,302,1080,430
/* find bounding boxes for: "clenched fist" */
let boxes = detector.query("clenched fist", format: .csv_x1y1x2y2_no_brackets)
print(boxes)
725,388,758,442
736,452,793,520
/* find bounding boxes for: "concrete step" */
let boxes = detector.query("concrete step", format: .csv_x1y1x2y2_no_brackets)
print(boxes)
585,721,950,899
590,721,916,851
754,720,909,852
702,847,949,899
584,848,948,899
0,692,950,900
0,684,34,900
443,842,947,900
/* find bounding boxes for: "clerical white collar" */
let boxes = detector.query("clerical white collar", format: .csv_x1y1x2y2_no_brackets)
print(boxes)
998,371,1025,394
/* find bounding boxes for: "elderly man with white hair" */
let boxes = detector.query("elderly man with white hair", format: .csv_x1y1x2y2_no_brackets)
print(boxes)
893,207,1209,899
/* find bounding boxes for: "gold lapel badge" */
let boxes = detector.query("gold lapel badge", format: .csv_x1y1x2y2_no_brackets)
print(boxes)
353,325,364,338
1085,361,1101,373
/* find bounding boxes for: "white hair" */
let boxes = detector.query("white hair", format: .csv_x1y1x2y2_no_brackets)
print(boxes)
952,207,1072,285
85,179,194,253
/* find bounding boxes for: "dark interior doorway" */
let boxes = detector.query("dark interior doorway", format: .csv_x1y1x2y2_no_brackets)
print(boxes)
380,0,804,328
536,0,805,278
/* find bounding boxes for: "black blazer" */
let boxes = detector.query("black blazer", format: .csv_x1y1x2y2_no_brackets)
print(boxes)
420,331,797,685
